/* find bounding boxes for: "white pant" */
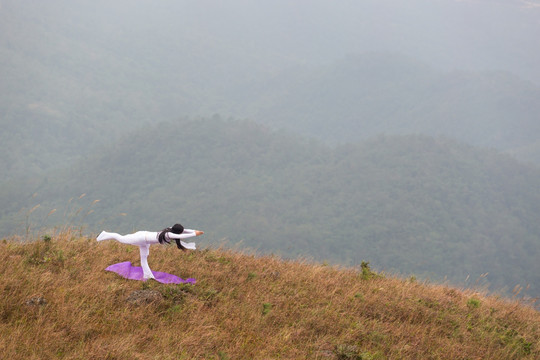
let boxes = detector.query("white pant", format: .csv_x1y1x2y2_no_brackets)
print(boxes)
97,231,158,279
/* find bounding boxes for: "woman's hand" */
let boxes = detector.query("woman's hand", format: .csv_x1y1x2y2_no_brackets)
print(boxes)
195,230,204,236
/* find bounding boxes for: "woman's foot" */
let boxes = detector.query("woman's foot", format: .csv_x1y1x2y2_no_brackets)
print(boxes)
97,231,109,241
142,271,155,280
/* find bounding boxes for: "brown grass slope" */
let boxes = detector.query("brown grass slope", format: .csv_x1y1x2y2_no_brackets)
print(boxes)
0,230,539,359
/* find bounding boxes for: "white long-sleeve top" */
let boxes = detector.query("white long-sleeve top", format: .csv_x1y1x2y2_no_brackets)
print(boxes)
99,229,197,249
145,229,197,249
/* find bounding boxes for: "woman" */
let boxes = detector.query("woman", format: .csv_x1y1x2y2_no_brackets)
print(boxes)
97,224,204,281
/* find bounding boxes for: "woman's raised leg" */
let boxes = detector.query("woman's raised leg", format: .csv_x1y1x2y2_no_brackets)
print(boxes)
96,231,147,246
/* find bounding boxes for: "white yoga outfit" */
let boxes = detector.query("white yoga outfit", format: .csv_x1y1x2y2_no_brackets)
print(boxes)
97,229,197,280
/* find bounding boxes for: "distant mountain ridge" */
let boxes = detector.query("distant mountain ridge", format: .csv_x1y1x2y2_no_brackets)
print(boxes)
244,53,540,159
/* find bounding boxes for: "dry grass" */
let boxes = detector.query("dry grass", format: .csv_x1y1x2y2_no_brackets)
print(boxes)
0,230,539,359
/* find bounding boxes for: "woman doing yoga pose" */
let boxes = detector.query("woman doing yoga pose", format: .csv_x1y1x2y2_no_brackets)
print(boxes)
97,224,204,281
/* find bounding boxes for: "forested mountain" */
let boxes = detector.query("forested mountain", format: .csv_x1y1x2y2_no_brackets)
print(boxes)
2,0,540,183
5,117,539,298
1,0,283,179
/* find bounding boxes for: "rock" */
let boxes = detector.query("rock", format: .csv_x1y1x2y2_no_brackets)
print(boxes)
126,289,163,306
335,344,360,360
25,296,47,306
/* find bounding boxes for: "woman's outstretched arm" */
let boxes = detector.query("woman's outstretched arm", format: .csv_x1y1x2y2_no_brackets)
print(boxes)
167,229,204,240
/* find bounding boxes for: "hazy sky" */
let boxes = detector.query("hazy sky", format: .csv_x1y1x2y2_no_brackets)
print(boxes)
2,0,540,83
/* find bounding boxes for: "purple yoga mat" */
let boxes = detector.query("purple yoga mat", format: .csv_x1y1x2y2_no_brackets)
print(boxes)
105,261,196,284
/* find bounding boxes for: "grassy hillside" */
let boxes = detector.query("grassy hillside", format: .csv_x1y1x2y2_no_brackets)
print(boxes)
0,230,538,359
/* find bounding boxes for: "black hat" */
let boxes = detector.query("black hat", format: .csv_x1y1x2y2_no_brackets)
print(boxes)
171,223,184,234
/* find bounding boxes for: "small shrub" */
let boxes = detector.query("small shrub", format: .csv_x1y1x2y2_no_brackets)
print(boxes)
25,244,44,265
497,327,532,355
262,302,272,315
335,344,378,359
467,298,481,309
178,283,196,294
25,242,57,266
360,261,376,280
522,341,532,355
167,304,183,314
47,249,65,268
160,285,187,303
200,288,219,306
218,351,230,360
